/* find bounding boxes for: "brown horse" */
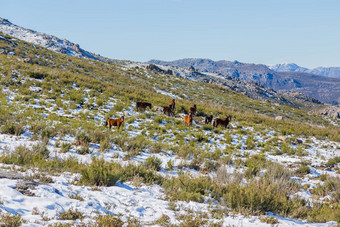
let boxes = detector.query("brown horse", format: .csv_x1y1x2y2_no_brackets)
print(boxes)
184,112,193,126
136,101,152,111
189,104,197,115
105,116,125,129
213,116,232,128
163,105,174,116
205,115,213,124
169,99,175,110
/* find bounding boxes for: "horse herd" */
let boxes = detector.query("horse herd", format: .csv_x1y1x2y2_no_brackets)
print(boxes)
105,99,232,130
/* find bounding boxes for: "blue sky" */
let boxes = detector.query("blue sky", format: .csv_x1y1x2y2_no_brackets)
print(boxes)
1,0,340,68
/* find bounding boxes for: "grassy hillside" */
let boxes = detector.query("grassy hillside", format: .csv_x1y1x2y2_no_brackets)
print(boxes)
0,32,340,226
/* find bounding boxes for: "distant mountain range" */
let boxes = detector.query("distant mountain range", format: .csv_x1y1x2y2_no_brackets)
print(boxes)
149,59,340,105
268,63,340,78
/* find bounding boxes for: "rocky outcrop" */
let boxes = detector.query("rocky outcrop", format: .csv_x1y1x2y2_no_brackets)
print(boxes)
146,64,173,75
317,106,340,118
149,58,340,105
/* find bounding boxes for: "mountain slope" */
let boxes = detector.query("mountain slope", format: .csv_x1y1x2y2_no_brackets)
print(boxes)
0,17,100,60
1,27,340,226
268,63,308,73
269,63,340,78
150,58,340,105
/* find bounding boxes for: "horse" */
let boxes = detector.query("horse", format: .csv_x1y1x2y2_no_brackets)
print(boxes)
213,116,232,128
163,105,174,116
136,101,152,112
169,99,176,110
189,104,197,115
105,116,125,129
205,115,213,124
184,112,193,126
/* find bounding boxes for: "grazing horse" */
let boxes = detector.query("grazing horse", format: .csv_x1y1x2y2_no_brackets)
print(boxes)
163,105,174,116
189,104,197,115
105,116,125,129
205,115,213,125
184,113,193,126
169,99,176,111
213,116,232,128
136,101,152,111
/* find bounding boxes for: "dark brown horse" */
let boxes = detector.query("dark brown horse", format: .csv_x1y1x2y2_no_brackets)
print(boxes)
169,99,175,111
213,116,232,128
184,112,193,126
105,116,125,129
163,105,174,116
136,101,152,111
205,115,213,124
189,104,197,115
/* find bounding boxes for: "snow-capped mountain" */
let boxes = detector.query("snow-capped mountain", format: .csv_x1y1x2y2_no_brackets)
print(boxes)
308,67,340,78
0,17,99,60
267,63,308,73
269,63,340,78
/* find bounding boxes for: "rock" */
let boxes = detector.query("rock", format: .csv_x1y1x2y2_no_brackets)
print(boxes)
317,106,340,118
146,64,164,73
15,180,39,196
23,57,33,64
0,169,24,179
277,136,286,142
275,116,284,121
294,138,303,144
188,65,196,72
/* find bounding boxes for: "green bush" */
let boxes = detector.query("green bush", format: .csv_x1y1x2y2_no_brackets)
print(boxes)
75,131,91,146
79,158,122,186
1,121,24,136
0,213,22,227
326,156,340,168
32,143,49,158
60,142,72,153
295,165,310,176
144,156,162,171
95,214,124,227
76,145,91,155
58,208,84,220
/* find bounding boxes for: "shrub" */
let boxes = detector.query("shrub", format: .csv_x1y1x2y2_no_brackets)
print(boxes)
326,156,340,168
76,145,91,155
295,165,310,176
167,159,174,171
149,142,164,153
0,213,22,227
144,156,162,171
69,192,84,201
95,214,124,227
32,143,49,158
27,71,48,79
100,136,111,152
79,158,122,186
245,154,266,178
1,121,24,136
60,142,72,153
245,136,255,149
163,175,211,203
75,131,91,146
58,208,84,220
90,130,106,144
40,127,56,141
259,216,279,224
